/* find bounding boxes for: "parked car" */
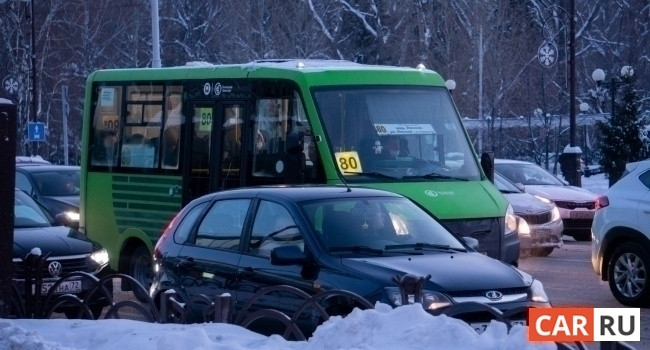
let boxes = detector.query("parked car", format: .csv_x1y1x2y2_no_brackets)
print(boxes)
15,162,80,222
495,159,598,241
12,188,111,318
591,160,650,307
494,172,563,257
150,186,549,335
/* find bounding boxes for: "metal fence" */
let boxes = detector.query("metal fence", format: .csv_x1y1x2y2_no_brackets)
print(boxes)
10,252,634,349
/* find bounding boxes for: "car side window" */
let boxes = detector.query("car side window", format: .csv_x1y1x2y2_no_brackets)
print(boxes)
639,170,650,190
194,199,250,251
15,172,34,195
174,201,208,244
250,201,303,258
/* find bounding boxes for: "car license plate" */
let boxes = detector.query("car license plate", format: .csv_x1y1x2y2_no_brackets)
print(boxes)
570,210,594,219
32,280,82,295
471,320,526,334
531,229,550,238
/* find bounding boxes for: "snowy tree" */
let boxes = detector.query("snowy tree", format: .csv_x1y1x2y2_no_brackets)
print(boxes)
597,67,645,186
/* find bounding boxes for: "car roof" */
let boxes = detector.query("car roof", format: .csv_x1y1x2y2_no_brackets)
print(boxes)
15,164,80,172
494,158,532,165
200,185,404,203
15,156,51,165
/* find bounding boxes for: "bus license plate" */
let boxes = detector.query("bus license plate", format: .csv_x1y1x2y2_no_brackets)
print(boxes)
471,320,526,334
570,210,594,219
33,280,82,295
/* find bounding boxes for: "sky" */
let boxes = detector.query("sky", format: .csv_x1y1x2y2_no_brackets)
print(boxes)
0,175,608,350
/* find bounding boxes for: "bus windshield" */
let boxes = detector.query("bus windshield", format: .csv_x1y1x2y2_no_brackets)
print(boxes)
314,87,481,181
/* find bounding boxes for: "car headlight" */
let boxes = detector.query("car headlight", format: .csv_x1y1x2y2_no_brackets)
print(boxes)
518,216,531,236
64,211,80,222
385,287,452,311
505,204,517,235
530,279,549,303
90,248,110,266
550,205,561,222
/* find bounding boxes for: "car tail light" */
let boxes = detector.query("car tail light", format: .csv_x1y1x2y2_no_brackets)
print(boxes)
595,195,609,209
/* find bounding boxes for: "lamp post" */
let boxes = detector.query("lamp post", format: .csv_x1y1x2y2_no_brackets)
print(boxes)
591,67,633,116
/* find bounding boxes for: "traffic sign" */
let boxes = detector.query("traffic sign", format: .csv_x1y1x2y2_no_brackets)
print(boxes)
28,122,46,142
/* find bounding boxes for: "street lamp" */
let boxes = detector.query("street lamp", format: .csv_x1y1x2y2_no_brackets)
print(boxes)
591,67,634,117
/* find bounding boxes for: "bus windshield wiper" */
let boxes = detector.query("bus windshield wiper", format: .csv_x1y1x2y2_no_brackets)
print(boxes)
329,245,384,255
404,172,469,181
345,171,399,180
384,242,465,252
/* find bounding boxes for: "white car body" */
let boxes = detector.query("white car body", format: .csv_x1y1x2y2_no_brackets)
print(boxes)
591,160,650,307
495,159,598,241
494,172,563,257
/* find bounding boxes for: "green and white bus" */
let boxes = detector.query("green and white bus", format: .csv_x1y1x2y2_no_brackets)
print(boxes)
80,60,519,292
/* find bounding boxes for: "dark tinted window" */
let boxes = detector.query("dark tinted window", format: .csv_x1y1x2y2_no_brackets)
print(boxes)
250,201,302,257
174,201,209,244
639,170,650,190
193,199,250,251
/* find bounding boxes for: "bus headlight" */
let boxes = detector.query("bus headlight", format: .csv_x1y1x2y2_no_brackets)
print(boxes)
505,204,517,235
385,287,452,311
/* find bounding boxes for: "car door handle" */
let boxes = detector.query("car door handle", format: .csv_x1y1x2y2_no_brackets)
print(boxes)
643,209,650,214
177,258,195,269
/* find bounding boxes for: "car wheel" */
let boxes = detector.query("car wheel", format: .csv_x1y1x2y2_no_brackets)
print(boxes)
130,245,153,302
607,242,650,307
531,247,554,257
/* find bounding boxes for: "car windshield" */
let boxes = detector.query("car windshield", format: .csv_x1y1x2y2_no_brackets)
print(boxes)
494,172,522,193
314,87,480,181
495,163,565,186
15,190,52,228
301,196,466,254
31,169,80,196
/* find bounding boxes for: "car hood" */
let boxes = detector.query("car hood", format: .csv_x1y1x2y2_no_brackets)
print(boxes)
341,252,529,291
503,192,553,215
13,226,96,258
524,185,597,202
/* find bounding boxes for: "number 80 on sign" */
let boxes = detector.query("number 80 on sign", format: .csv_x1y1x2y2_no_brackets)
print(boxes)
335,151,363,174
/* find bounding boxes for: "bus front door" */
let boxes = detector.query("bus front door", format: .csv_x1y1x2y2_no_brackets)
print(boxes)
183,102,246,204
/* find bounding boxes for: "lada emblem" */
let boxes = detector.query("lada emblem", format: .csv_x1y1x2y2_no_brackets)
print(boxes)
485,290,503,301
48,261,63,277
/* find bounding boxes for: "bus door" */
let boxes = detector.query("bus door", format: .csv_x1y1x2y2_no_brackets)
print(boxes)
183,101,246,204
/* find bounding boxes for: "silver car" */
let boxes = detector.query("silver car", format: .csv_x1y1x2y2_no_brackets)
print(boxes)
494,172,563,257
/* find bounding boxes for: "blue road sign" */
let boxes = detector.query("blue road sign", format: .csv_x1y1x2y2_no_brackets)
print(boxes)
28,122,46,142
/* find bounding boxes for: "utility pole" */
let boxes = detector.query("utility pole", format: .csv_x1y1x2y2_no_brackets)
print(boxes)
29,0,37,156
565,0,582,187
0,99,17,318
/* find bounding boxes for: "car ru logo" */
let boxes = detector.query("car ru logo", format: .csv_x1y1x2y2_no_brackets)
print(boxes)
48,261,62,277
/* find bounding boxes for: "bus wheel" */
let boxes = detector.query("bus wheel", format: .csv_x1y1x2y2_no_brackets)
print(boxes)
130,245,152,302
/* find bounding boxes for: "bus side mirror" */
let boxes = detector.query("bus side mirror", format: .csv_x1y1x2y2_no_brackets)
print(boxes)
481,152,494,183
284,133,305,184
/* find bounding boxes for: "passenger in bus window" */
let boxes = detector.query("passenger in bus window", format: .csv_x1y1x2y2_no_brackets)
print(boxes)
380,135,409,158
222,107,242,166
92,130,119,167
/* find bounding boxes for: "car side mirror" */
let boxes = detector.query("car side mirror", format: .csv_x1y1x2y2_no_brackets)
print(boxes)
463,236,479,250
270,245,307,265
480,152,494,183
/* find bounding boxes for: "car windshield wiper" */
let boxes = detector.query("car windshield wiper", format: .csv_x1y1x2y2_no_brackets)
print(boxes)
404,172,469,181
384,242,465,252
345,171,399,180
329,245,384,255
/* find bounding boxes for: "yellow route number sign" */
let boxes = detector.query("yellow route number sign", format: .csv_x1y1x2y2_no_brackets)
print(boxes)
335,151,363,174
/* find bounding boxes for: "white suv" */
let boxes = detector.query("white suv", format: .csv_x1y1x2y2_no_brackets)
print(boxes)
591,160,650,307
